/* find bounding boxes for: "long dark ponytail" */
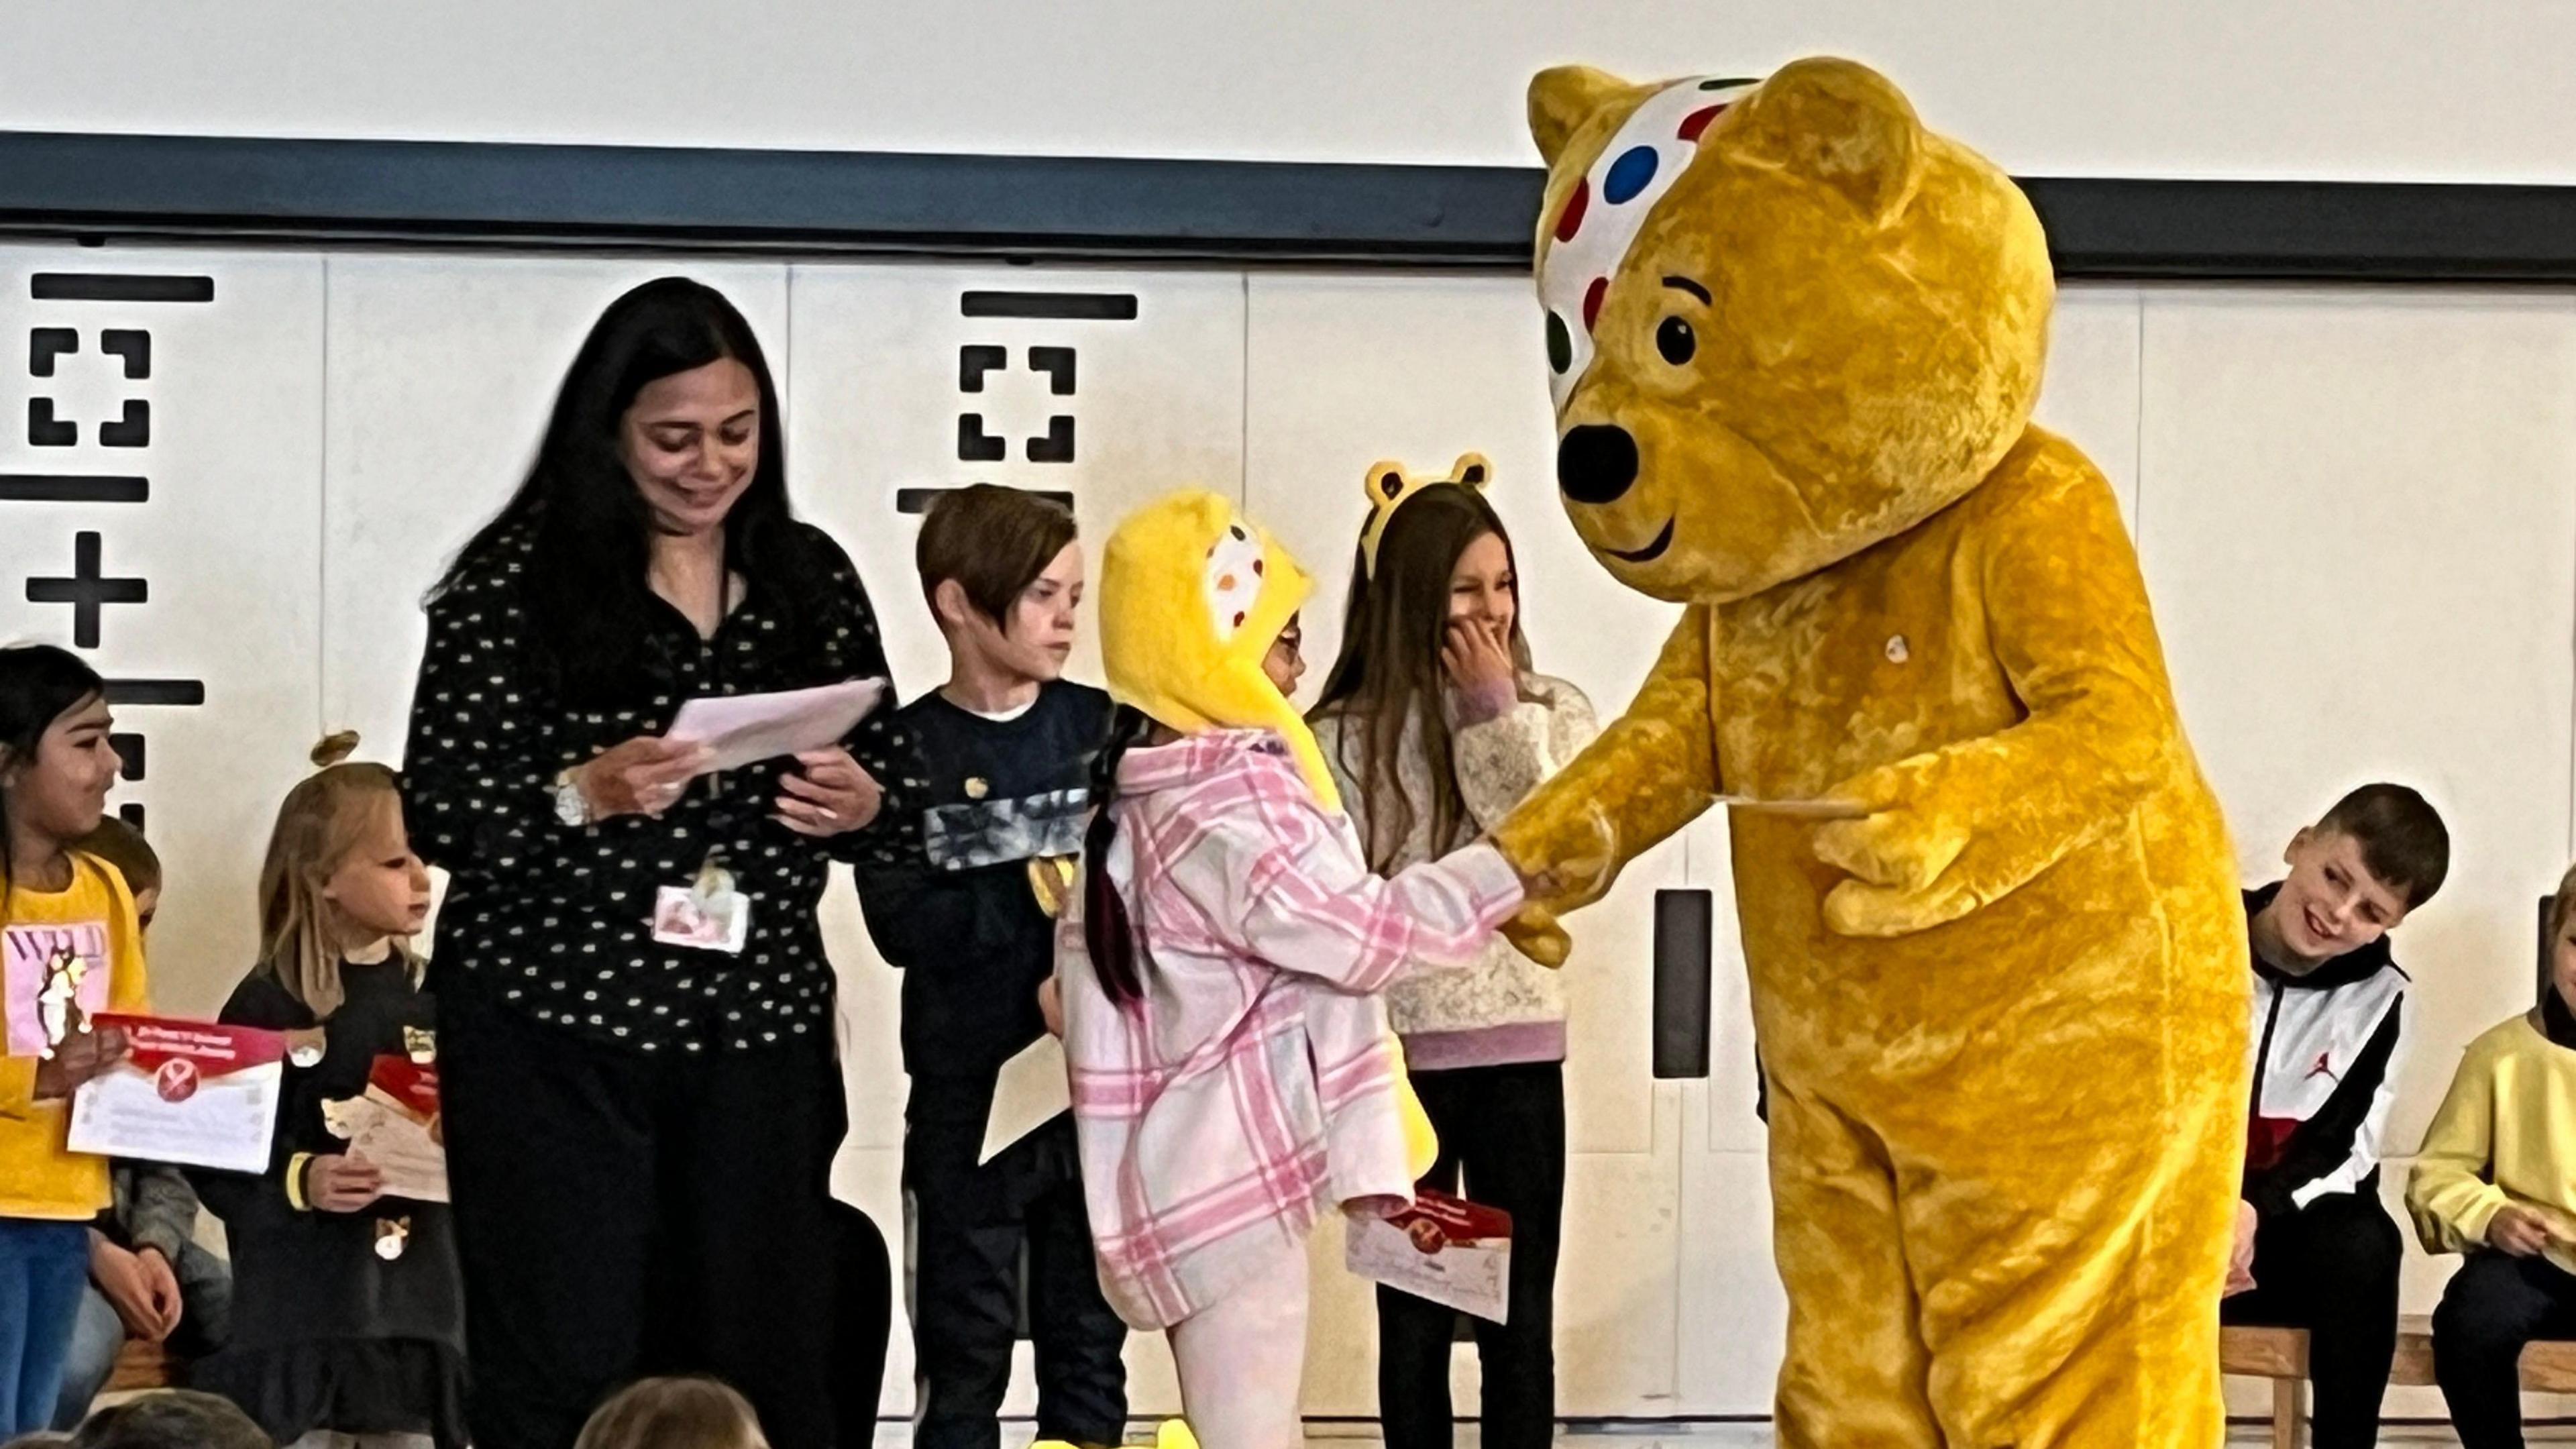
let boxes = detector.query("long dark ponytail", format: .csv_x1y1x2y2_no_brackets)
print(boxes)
1081,705,1157,1006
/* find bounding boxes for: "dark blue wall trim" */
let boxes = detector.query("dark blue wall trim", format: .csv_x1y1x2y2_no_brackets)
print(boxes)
3,130,2574,282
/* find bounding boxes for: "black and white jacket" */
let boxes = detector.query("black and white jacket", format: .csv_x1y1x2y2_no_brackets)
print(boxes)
2242,883,2408,1219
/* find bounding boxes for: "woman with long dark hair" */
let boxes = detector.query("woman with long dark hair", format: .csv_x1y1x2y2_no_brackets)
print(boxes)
405,278,897,1449
1308,462,1596,1449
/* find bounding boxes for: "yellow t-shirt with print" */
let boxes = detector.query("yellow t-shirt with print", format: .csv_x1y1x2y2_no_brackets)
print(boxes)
1,850,150,1220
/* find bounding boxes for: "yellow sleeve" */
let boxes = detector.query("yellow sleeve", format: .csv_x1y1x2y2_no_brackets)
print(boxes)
2407,1036,2510,1254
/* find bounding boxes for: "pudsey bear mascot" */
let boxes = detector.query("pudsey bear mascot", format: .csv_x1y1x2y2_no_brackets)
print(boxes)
1491,58,2251,1446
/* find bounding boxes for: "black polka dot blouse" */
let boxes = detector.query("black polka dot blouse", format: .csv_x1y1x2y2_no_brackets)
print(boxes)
402,521,916,1055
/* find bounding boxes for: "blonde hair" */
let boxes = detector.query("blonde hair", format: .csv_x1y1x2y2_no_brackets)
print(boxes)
573,1377,767,1449
256,732,417,1018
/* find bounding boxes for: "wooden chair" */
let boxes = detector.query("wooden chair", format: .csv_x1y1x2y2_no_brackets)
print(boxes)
2221,1316,2576,1448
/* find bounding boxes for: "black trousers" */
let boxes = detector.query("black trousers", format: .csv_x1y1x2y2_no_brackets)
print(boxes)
2218,1189,2402,1449
1375,1061,1566,1449
440,989,889,1449
2433,1249,2576,1448
904,1092,1126,1449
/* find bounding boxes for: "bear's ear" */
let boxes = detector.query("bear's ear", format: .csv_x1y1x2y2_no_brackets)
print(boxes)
1731,57,1922,223
1527,66,1638,168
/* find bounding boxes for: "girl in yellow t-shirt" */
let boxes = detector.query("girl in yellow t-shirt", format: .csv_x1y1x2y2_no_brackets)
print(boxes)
0,645,148,1436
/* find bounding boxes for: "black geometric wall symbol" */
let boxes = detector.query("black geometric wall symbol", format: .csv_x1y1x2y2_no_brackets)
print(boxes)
98,400,150,449
1028,346,1076,395
26,531,146,648
29,329,76,376
958,345,1006,392
117,803,146,829
1027,417,1076,464
957,415,1007,462
101,330,151,380
959,291,1138,321
109,733,145,782
28,398,75,447
32,274,213,304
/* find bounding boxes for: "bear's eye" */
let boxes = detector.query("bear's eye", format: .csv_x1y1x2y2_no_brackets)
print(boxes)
1656,316,1697,366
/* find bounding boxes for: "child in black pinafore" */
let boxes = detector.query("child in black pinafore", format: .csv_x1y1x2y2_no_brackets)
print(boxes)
192,734,463,1449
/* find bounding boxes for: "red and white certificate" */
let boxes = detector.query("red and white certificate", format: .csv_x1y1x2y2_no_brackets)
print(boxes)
321,1055,447,1204
66,1014,284,1173
1345,1189,1515,1324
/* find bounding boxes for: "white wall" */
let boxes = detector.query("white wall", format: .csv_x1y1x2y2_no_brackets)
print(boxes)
7,241,2576,1424
7,0,2576,182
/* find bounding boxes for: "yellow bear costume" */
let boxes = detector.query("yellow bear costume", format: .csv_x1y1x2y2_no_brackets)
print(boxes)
1490,59,2251,1446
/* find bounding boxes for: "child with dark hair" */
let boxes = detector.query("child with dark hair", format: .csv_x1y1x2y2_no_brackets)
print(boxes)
0,646,148,1438
2224,783,2450,1449
855,485,1126,1449
1307,459,1595,1449
47,820,232,1432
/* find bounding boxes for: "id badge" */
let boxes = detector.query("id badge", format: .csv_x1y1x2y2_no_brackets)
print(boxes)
651,859,752,955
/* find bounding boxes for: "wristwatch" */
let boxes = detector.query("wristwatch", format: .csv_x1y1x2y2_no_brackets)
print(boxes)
553,768,592,827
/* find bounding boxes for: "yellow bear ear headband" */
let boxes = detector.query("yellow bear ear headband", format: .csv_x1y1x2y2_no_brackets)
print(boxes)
1358,452,1494,578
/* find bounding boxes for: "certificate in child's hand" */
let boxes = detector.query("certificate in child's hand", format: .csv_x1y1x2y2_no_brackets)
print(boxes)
666,679,889,776
66,1015,284,1174
320,1055,447,1204
1346,1189,1515,1324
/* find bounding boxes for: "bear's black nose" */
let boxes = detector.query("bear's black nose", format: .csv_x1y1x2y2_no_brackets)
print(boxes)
1557,424,1638,504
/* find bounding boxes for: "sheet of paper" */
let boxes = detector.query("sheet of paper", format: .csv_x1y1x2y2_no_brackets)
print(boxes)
321,1055,448,1204
1713,795,1868,820
1346,1189,1515,1324
980,1034,1071,1167
67,1015,284,1174
665,678,889,776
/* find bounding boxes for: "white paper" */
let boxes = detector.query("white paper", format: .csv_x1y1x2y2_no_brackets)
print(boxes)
980,1034,1072,1166
69,1059,282,1174
666,678,888,776
321,1091,449,1204
1345,1192,1514,1324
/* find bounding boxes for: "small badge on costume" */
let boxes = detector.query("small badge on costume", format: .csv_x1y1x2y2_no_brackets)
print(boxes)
402,1026,437,1065
651,858,751,955
374,1217,410,1261
963,775,990,800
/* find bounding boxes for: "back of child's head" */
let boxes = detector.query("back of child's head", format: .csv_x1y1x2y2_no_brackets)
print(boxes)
64,1391,268,1449
259,730,411,1016
0,643,110,890
2316,783,2451,910
574,1376,769,1449
916,484,1077,628
74,815,161,900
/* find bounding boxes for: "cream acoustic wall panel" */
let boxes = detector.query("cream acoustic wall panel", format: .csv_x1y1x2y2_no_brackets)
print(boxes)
784,262,1248,1418
0,245,326,1018
2134,286,2576,1421
1246,272,1693,1417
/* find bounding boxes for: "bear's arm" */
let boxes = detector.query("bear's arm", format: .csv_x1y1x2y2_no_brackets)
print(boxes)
1489,604,1719,914
1816,443,2184,936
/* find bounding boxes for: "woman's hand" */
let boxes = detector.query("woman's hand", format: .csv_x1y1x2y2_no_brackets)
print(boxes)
577,737,712,820
306,1154,385,1214
2224,1199,2258,1297
775,748,884,838
34,1024,129,1102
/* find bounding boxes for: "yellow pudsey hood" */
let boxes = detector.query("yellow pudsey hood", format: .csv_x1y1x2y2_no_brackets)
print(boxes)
1098,489,1341,814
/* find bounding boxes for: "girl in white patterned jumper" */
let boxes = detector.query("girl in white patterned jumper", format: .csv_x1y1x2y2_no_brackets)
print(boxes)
1308,460,1597,1449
